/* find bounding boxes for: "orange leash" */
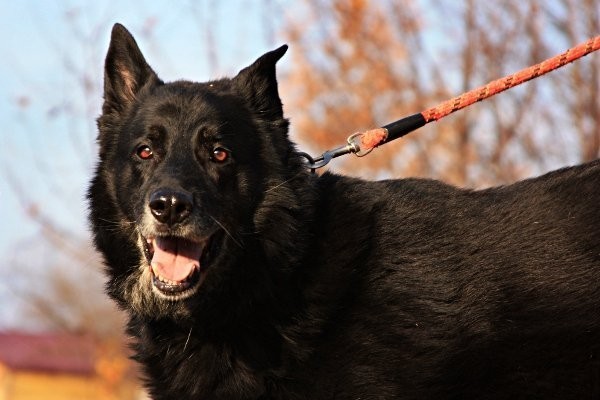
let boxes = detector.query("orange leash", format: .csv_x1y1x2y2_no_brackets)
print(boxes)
303,36,600,170
421,35,600,123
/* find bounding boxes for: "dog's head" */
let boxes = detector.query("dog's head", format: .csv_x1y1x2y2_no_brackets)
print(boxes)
89,24,313,320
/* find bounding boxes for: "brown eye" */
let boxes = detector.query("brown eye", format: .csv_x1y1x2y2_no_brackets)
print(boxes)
211,147,230,163
136,145,153,160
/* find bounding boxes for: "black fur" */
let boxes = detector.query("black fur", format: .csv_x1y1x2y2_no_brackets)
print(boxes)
89,24,600,399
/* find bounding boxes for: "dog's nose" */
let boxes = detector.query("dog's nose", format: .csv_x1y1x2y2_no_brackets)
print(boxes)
149,189,193,225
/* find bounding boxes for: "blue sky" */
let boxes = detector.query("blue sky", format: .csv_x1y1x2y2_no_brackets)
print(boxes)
0,0,287,330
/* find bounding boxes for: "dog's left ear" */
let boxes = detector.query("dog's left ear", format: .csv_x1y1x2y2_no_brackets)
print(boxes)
234,45,288,120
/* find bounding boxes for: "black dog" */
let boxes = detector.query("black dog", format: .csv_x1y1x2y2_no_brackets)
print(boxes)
88,23,600,399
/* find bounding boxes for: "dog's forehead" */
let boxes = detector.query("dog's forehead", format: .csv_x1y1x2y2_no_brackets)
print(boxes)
146,81,247,127
154,82,224,110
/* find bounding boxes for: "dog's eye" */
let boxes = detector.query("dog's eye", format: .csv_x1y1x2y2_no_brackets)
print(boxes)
136,145,154,160
211,147,230,163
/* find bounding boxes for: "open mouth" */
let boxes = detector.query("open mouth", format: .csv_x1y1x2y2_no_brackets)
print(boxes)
143,234,219,299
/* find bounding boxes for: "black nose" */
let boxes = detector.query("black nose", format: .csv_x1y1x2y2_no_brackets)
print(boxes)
148,189,193,225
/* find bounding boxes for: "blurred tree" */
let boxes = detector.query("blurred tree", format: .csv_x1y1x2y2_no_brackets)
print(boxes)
282,0,599,186
3,10,123,337
3,0,598,340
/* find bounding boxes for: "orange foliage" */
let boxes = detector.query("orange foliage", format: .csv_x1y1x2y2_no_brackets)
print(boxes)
282,1,600,186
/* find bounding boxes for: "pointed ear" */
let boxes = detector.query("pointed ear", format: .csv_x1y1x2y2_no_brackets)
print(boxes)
103,23,161,114
234,45,288,120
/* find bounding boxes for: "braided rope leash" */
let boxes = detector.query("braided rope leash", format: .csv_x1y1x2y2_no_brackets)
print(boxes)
304,35,600,170
421,35,600,123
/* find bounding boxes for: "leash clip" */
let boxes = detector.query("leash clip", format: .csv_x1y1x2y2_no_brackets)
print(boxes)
300,128,389,172
300,133,362,172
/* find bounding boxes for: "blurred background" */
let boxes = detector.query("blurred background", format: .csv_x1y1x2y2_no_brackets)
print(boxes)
0,0,598,398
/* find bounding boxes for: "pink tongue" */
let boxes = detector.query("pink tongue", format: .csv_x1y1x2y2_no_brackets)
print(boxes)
151,237,203,282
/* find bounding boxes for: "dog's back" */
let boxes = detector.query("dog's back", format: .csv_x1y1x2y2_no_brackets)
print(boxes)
291,161,600,398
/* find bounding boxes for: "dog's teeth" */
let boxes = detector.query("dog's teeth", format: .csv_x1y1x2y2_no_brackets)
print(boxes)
152,269,180,285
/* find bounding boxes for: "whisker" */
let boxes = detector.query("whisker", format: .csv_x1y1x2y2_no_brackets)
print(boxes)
265,172,303,193
183,326,192,353
97,217,134,227
209,215,244,249
95,217,137,234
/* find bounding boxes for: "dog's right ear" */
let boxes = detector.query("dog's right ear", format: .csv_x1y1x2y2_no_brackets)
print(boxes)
102,23,161,114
